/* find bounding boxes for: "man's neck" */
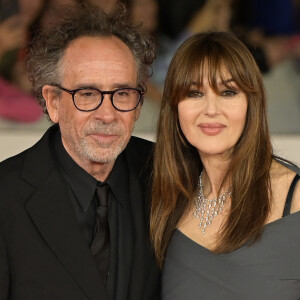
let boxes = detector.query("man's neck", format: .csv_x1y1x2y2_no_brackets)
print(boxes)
66,154,115,182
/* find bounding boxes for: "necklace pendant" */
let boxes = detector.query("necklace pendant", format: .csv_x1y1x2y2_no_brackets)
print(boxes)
193,171,230,234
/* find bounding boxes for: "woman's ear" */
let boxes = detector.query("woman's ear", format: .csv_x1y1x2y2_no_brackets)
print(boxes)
42,85,60,123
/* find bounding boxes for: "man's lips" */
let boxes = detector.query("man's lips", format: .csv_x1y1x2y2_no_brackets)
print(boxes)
90,133,119,142
198,123,226,135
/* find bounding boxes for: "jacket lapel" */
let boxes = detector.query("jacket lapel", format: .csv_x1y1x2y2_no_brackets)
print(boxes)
22,126,109,300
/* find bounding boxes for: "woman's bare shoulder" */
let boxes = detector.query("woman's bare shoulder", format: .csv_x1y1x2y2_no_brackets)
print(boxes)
270,160,295,180
271,160,300,213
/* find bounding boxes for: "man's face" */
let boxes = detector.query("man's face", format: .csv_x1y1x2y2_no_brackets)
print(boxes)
44,36,141,173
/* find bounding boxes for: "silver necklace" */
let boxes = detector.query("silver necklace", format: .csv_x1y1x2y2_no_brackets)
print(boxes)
193,172,231,234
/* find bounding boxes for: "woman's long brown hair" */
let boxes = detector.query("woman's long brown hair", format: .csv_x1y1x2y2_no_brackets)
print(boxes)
150,32,273,268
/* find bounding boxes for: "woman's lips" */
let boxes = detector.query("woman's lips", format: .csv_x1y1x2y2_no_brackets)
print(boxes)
198,123,226,136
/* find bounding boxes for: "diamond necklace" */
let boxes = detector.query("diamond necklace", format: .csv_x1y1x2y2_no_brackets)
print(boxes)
193,172,231,234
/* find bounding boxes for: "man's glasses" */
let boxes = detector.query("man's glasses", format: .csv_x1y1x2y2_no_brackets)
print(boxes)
50,84,145,112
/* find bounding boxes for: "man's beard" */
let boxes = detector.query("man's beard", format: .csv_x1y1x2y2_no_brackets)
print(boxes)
75,121,132,164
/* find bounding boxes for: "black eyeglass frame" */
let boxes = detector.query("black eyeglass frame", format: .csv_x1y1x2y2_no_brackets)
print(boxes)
50,84,146,112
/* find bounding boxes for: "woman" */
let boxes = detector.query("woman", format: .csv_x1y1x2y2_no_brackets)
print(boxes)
150,32,300,299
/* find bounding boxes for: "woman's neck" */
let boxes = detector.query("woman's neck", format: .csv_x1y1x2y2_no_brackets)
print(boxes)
200,155,230,199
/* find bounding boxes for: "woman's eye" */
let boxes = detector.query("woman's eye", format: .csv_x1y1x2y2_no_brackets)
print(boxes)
187,90,203,98
221,89,237,97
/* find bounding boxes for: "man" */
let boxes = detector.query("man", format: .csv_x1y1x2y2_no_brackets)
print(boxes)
0,5,160,300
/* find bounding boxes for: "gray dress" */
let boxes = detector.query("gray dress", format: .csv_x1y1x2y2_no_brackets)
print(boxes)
163,174,300,300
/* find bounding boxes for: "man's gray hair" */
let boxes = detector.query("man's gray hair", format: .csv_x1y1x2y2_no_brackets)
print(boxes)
26,4,156,115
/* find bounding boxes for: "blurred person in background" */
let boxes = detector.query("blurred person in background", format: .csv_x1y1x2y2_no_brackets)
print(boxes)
231,0,300,73
152,0,232,90
231,0,300,134
0,0,43,122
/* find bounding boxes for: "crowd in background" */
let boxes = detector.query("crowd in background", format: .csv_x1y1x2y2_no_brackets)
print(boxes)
0,0,299,132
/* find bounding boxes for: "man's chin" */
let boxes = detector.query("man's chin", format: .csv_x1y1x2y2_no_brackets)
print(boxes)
80,135,130,163
83,146,124,164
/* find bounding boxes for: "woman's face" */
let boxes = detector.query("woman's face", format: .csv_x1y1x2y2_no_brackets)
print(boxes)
178,65,248,161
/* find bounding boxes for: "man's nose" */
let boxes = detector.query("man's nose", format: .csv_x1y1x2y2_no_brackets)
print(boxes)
93,94,117,122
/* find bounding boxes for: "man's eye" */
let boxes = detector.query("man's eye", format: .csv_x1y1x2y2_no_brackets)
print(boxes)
187,90,203,98
221,89,237,97
83,92,93,97
78,90,98,97
116,91,130,97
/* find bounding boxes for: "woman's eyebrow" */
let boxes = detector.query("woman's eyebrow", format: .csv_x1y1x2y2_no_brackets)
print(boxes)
219,78,235,85
190,82,203,87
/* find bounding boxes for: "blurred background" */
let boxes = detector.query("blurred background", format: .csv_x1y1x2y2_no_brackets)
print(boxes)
0,0,299,164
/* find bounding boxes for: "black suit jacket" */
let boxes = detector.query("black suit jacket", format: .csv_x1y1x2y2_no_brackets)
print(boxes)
0,125,160,300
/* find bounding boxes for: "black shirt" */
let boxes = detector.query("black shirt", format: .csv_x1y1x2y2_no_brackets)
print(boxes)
52,130,131,299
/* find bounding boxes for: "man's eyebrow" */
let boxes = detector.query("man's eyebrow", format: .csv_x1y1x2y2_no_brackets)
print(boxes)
71,83,137,90
68,83,97,89
110,83,137,89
